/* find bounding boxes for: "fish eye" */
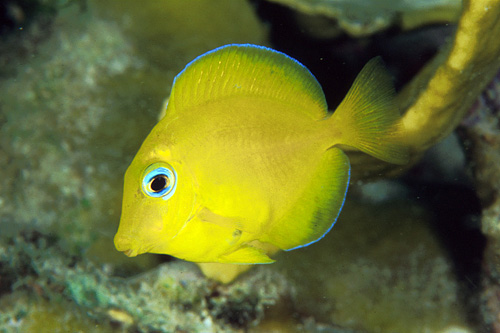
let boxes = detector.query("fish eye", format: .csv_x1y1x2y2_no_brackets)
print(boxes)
141,163,177,200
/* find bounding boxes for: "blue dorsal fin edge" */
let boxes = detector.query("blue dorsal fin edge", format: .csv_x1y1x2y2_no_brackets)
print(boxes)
167,44,328,118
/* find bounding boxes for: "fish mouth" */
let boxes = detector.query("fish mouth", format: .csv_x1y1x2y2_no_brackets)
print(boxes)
115,237,141,257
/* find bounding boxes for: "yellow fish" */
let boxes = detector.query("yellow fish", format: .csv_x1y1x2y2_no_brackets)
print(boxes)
114,44,408,264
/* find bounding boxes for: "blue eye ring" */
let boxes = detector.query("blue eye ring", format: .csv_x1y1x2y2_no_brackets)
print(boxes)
142,163,177,200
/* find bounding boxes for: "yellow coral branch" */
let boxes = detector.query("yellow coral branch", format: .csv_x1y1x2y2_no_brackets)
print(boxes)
400,0,500,153
349,0,500,178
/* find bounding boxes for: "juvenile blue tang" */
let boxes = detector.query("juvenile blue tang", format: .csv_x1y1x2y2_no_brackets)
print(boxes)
114,44,408,264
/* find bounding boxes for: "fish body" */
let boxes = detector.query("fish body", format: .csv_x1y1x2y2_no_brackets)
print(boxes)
114,44,408,264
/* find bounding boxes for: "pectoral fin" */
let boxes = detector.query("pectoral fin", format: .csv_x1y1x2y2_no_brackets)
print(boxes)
198,207,247,232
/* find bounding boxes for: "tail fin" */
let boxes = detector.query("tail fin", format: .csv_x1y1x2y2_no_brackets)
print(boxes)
330,57,409,165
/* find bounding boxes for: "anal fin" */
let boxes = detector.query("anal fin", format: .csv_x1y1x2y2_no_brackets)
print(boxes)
262,147,350,250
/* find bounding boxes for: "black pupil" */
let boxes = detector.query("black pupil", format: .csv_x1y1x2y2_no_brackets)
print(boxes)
150,175,168,192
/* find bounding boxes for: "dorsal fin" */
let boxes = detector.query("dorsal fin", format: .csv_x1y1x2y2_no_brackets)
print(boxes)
167,44,328,119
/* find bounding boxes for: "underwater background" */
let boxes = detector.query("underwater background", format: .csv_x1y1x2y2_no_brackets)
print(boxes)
1,0,500,332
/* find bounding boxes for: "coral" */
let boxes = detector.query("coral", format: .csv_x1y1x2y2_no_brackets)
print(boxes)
0,4,149,253
462,70,500,329
464,74,500,238
264,0,461,37
0,230,293,332
0,292,114,332
346,0,500,180
399,0,500,153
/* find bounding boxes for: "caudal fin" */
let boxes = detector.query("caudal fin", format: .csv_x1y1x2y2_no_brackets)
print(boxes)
330,57,409,165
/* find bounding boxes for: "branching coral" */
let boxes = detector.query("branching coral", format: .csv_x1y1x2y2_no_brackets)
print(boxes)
348,0,500,180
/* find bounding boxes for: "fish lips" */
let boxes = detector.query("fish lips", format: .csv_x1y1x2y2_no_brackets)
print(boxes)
114,235,142,257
